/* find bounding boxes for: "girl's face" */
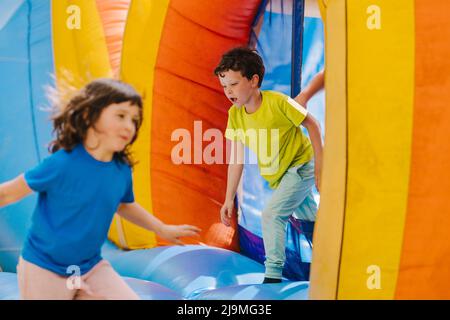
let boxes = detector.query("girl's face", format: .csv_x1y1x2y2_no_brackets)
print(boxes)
218,69,259,107
90,101,141,153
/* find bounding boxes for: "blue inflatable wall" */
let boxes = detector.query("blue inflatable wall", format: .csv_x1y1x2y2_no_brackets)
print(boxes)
0,0,53,273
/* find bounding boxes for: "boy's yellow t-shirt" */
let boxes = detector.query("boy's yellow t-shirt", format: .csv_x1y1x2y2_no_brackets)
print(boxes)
225,90,314,189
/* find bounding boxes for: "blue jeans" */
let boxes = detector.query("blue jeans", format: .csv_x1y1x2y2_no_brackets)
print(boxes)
261,160,317,279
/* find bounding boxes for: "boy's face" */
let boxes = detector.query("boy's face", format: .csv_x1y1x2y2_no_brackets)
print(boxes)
218,69,259,107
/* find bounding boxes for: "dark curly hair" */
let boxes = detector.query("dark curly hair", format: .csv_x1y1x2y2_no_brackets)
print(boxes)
48,78,143,167
214,46,265,87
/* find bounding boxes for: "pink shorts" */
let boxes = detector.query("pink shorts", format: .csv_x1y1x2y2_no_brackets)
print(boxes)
16,257,140,300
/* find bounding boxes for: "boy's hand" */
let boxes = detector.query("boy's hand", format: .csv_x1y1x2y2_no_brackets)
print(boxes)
158,224,201,245
220,200,235,227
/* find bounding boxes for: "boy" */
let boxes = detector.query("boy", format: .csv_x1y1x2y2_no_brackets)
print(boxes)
215,47,323,283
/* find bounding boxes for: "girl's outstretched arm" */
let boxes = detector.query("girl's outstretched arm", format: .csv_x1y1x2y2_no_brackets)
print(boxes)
117,202,201,245
0,174,33,208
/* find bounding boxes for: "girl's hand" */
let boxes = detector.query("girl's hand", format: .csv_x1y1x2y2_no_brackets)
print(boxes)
158,224,201,245
220,200,235,227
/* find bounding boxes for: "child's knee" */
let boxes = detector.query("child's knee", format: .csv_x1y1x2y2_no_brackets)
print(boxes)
262,207,276,223
262,208,290,228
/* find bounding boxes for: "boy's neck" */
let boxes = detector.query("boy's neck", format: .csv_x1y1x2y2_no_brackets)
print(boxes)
244,89,263,114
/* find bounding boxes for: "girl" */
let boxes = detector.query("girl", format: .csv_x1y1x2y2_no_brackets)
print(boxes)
0,78,201,299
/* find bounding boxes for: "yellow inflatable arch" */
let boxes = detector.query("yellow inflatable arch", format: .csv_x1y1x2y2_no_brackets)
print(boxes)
311,0,450,299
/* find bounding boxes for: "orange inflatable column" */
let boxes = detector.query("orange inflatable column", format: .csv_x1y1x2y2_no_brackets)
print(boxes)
95,0,131,76
151,0,262,249
395,0,450,299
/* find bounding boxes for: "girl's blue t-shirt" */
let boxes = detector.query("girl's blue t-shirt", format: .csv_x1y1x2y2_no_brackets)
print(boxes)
23,143,134,276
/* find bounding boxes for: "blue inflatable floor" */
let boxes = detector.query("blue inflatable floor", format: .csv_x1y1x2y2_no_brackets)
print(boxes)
0,241,309,300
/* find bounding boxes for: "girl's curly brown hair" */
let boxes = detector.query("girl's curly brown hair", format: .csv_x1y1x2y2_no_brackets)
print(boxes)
48,78,143,167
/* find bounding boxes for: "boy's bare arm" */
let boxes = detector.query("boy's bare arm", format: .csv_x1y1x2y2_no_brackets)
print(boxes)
294,70,325,108
301,113,323,192
0,174,33,208
220,140,244,226
225,139,244,202
225,163,244,201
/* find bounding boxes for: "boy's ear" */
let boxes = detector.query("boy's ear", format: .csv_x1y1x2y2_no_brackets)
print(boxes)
251,74,260,87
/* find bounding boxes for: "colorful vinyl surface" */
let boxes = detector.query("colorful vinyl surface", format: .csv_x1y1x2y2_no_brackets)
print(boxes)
107,0,262,250
310,0,450,299
0,0,263,259
1,0,449,299
0,0,314,282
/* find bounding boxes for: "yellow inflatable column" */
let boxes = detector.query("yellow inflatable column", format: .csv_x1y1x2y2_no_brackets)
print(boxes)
309,0,347,300
339,0,414,299
317,0,327,28
108,0,170,249
310,0,415,299
52,0,112,88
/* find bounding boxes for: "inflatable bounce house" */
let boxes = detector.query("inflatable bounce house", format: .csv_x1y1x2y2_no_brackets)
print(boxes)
1,0,449,300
